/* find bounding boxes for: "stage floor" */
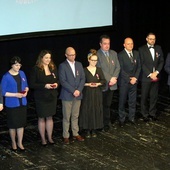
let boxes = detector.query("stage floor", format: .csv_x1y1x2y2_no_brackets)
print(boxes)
0,89,169,170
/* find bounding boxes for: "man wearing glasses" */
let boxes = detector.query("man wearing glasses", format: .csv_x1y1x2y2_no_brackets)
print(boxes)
138,32,164,122
58,47,85,144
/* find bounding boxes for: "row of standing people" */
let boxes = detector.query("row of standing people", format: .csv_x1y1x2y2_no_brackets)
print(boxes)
0,32,168,150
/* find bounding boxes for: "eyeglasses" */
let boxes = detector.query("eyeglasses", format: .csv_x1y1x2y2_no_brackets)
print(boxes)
90,59,98,62
148,38,156,41
66,54,76,57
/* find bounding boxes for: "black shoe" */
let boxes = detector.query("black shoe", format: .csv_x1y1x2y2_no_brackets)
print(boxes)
48,139,55,145
148,115,159,121
119,121,124,128
11,148,17,152
49,141,55,145
129,120,136,125
41,143,47,147
18,146,26,152
85,130,91,138
103,125,110,132
143,117,150,122
91,130,97,138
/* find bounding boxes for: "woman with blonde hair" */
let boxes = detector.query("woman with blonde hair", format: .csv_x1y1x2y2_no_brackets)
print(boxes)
79,49,106,138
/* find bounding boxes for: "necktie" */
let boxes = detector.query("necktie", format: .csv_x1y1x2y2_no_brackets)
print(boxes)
129,53,134,63
105,52,109,63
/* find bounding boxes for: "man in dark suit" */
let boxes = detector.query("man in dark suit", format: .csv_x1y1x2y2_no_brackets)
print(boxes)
97,35,120,131
164,53,170,94
58,47,85,144
138,32,164,122
118,37,141,127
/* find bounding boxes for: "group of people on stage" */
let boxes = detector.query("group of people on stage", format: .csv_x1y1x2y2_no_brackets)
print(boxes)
0,32,169,151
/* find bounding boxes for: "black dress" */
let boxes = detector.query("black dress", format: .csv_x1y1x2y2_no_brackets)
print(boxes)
30,66,59,118
6,74,27,129
79,67,106,130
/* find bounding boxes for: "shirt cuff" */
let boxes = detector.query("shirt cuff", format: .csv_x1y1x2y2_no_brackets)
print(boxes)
156,70,159,74
147,73,152,77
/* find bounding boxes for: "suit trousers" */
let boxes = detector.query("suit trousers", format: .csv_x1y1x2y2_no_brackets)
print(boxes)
141,81,158,117
62,99,81,138
102,89,114,126
118,83,137,122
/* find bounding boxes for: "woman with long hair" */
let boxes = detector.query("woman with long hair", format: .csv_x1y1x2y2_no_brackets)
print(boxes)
30,50,59,146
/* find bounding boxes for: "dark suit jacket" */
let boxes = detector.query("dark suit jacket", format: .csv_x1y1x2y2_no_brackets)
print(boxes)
29,66,59,101
97,49,120,90
58,60,85,101
164,53,170,85
138,44,164,82
118,49,141,85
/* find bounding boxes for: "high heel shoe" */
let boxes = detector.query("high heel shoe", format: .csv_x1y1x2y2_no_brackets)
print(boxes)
11,143,17,152
11,148,17,152
41,142,47,147
48,138,55,145
17,145,26,152
42,143,47,147
49,141,55,145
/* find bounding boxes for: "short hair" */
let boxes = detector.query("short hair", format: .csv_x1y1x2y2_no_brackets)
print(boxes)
146,32,155,37
10,56,21,66
99,34,110,43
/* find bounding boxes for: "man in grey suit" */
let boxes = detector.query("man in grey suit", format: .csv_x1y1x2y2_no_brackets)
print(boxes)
59,47,85,144
97,35,120,132
118,37,141,127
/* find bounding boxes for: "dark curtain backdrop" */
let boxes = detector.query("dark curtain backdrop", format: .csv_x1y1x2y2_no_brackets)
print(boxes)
0,0,170,91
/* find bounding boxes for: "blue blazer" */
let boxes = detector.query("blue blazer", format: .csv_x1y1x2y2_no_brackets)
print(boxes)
1,70,28,107
58,60,85,101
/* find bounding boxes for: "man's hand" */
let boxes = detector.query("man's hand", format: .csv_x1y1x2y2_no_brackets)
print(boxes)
130,77,137,85
109,77,117,86
73,90,80,97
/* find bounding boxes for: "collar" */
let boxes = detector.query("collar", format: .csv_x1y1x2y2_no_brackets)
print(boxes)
66,59,75,65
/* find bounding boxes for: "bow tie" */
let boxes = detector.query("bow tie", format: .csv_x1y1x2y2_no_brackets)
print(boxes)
149,46,154,49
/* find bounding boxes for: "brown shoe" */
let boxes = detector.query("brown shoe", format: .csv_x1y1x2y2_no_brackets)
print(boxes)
73,135,85,142
63,138,70,145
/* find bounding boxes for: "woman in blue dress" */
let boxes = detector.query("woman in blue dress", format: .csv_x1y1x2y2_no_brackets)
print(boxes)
1,56,29,152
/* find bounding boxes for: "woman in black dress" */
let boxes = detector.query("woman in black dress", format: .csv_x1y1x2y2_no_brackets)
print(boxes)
79,49,106,138
30,50,59,145
1,56,29,151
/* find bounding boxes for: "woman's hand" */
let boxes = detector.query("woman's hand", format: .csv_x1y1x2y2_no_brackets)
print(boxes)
0,104,3,111
15,93,25,98
45,83,58,89
50,83,58,89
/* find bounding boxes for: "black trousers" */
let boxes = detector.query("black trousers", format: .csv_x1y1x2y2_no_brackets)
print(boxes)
102,89,114,126
118,83,137,122
141,81,158,117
